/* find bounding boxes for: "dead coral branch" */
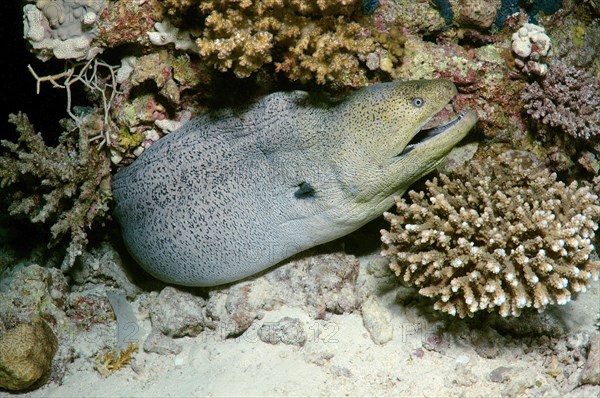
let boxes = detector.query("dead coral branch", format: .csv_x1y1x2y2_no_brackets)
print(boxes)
28,58,120,146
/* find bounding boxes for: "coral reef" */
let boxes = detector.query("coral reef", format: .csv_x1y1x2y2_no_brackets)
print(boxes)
194,0,375,86
521,59,600,140
0,263,70,330
452,0,502,30
379,1,445,33
494,0,520,28
360,0,380,15
431,0,563,30
23,0,107,60
96,0,162,48
511,23,552,76
392,33,527,140
0,113,112,269
431,0,455,25
0,315,58,391
147,20,195,51
381,153,600,318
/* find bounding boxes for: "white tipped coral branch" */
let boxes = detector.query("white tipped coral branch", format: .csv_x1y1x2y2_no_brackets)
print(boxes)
381,153,600,318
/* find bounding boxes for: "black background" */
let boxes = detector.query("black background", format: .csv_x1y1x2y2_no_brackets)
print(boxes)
1,1,74,143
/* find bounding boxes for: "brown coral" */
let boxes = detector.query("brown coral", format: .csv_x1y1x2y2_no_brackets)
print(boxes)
0,113,112,269
453,0,501,30
194,0,375,86
381,153,600,318
0,315,58,391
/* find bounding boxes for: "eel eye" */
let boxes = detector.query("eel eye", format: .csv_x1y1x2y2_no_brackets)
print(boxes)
412,97,425,108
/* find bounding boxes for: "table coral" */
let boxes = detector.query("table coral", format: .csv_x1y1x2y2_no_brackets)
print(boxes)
194,0,375,86
381,153,600,318
0,113,111,270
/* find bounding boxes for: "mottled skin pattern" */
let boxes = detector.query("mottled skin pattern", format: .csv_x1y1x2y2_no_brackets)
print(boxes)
112,80,477,286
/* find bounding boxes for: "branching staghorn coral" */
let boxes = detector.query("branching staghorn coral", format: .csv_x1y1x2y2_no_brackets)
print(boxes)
381,153,600,318
521,60,599,140
194,0,375,86
0,113,112,270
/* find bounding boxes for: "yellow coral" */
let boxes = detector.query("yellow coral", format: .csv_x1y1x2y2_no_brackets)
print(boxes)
95,343,138,378
193,0,374,86
0,315,58,391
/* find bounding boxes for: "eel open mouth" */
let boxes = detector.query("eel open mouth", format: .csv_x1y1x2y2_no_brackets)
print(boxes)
398,111,467,157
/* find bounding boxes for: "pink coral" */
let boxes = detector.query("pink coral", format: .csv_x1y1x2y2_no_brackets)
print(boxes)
521,60,600,140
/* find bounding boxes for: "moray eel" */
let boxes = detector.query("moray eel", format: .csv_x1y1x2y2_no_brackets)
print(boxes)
112,80,477,286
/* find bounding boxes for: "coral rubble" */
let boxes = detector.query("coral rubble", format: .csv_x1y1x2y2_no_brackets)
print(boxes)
0,113,112,269
381,153,600,318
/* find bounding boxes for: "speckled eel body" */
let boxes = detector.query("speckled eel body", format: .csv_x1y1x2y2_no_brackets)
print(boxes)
112,80,477,286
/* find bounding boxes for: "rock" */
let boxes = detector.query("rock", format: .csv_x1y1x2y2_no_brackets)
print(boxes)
566,385,600,398
204,249,361,338
438,142,479,174
205,279,273,338
0,315,58,391
489,366,512,383
150,287,205,337
471,326,502,359
0,264,69,330
143,330,183,355
258,317,307,346
422,331,450,354
66,286,114,325
453,368,479,387
70,241,141,298
488,308,566,338
302,345,335,366
581,334,600,385
267,251,361,319
361,296,393,345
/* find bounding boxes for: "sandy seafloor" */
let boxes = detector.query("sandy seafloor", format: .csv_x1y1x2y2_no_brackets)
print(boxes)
2,230,598,398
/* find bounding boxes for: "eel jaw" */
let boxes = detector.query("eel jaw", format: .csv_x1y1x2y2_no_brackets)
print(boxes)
398,110,470,157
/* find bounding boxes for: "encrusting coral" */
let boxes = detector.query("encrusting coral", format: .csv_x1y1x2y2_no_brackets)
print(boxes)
0,113,112,270
194,0,375,86
381,153,600,318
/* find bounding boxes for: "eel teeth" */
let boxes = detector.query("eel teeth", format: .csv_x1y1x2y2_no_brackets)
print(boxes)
398,112,465,157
